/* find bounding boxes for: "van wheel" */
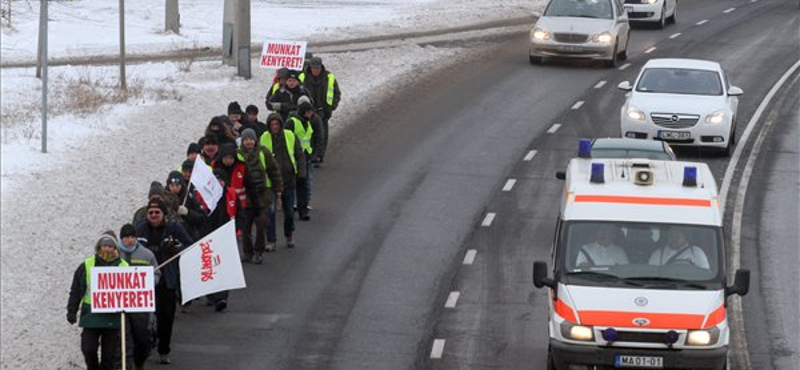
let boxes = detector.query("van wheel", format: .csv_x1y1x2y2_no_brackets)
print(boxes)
547,349,557,370
530,55,543,65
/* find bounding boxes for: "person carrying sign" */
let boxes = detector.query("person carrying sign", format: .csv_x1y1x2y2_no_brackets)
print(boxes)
300,57,341,165
66,233,129,370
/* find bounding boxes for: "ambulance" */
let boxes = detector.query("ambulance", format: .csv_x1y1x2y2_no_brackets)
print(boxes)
533,140,750,370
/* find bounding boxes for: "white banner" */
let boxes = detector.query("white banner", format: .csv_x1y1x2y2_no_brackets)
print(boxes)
259,39,307,70
190,159,223,213
90,266,155,313
179,220,246,304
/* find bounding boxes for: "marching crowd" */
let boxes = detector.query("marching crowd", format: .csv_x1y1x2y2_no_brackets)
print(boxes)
66,54,341,370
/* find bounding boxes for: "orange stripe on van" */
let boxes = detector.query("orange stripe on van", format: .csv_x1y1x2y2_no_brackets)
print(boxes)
703,305,726,328
578,310,706,329
555,299,578,323
574,195,712,207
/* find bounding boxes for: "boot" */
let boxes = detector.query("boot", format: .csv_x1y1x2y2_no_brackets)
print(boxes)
254,252,264,264
266,243,276,252
286,235,295,249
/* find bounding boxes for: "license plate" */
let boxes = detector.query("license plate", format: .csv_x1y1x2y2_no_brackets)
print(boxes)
614,355,663,368
557,45,584,53
658,130,691,140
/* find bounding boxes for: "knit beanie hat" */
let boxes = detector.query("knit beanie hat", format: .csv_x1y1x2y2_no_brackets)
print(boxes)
120,223,137,239
186,142,201,156
240,128,257,141
148,181,164,198
147,198,168,214
228,101,243,115
220,142,238,158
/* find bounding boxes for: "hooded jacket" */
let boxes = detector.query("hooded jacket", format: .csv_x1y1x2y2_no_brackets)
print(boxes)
67,236,129,329
134,220,193,290
260,113,307,190
237,141,283,209
266,83,311,122
301,64,341,118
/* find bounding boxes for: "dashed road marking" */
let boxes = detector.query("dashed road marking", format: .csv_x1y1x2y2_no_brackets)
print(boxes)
619,63,631,70
644,46,657,54
723,7,736,13
481,213,496,227
431,339,446,359
445,292,461,308
571,101,584,110
669,33,682,39
463,249,477,265
547,123,562,134
524,150,538,161
594,80,607,89
696,19,709,25
502,179,517,192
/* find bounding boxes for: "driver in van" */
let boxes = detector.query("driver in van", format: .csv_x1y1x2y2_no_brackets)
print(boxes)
648,227,710,269
576,225,629,267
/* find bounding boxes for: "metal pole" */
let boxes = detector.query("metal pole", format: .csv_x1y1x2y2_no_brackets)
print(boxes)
40,0,48,154
36,0,44,78
119,0,127,90
234,0,251,79
120,312,127,370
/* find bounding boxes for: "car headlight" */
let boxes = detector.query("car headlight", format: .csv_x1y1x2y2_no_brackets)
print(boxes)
642,0,658,4
686,327,720,346
592,32,613,44
560,321,595,341
705,109,727,124
532,28,551,41
626,106,646,121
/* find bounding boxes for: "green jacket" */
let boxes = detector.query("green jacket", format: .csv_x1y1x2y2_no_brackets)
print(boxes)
66,255,128,329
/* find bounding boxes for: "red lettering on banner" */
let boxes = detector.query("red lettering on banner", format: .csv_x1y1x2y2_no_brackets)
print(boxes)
200,241,216,282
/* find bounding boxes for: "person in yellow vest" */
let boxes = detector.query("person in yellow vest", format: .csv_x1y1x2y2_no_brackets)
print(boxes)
260,113,306,249
300,57,341,165
66,233,129,370
287,99,323,221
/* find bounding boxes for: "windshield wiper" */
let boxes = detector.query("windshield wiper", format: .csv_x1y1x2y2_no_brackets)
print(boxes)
567,271,644,286
627,276,707,290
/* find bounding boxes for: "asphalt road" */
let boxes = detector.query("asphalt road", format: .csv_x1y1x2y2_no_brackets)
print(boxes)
169,0,800,368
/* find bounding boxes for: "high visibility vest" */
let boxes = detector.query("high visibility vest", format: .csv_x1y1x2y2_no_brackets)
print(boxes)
237,149,273,188
83,256,129,305
289,116,313,154
260,130,298,174
270,83,280,95
299,72,336,106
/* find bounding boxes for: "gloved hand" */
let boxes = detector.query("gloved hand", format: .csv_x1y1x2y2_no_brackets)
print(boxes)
271,102,282,111
67,312,77,325
177,205,189,216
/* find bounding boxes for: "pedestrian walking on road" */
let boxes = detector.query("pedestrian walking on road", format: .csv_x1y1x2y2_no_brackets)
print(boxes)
203,167,238,311
287,100,323,221
300,56,340,164
266,69,311,122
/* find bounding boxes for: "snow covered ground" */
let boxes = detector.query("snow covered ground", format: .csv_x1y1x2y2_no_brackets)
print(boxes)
1,0,542,368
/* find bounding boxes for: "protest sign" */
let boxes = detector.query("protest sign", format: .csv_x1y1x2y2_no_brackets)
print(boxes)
260,39,307,69
90,266,156,313
179,220,246,304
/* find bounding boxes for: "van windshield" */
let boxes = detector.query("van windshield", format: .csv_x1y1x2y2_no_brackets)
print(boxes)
558,221,723,288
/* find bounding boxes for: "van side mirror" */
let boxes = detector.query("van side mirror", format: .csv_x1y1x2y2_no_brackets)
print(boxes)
556,171,566,180
533,261,555,289
618,81,633,91
728,86,744,96
725,269,750,297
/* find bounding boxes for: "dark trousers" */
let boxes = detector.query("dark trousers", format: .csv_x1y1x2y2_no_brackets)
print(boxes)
320,115,330,160
241,207,268,255
128,313,153,366
268,188,296,242
296,159,314,212
81,328,119,370
155,285,177,355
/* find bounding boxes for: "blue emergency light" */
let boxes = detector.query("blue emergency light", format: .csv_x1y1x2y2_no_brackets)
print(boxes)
664,330,680,345
683,166,697,187
590,163,605,183
602,328,618,342
578,139,592,158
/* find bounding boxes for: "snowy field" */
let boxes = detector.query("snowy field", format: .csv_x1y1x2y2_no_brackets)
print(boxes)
1,0,542,368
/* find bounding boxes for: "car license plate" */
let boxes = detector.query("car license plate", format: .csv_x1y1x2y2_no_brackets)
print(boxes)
658,130,691,140
557,45,584,53
614,355,663,368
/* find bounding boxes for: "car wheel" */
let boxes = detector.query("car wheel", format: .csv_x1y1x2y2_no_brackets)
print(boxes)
604,41,619,68
618,34,629,61
529,55,543,65
722,125,735,157
656,4,666,29
668,1,677,23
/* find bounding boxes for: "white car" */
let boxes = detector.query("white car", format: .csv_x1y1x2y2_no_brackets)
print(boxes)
529,0,631,67
619,58,743,156
623,0,677,28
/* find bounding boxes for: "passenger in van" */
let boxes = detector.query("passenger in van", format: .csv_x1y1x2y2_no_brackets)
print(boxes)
576,225,629,267
648,227,710,269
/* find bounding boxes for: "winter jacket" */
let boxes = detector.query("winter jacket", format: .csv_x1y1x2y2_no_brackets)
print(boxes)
286,112,324,160
300,66,341,118
67,255,128,329
174,187,207,241
266,84,311,122
212,158,257,211
237,144,283,209
134,220,193,290
119,241,161,286
206,186,237,234
260,115,306,191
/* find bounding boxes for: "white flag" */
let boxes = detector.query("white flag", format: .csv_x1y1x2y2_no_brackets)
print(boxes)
179,220,246,304
190,159,223,213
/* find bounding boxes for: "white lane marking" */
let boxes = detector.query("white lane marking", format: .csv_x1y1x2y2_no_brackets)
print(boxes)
463,249,477,265
722,58,800,370
445,291,461,308
696,19,709,25
481,213,496,227
750,0,757,3
571,101,584,110
547,123,562,134
723,7,736,13
594,80,607,89
644,46,657,54
618,63,631,70
523,150,538,161
431,339,446,359
669,32,682,39
502,179,517,192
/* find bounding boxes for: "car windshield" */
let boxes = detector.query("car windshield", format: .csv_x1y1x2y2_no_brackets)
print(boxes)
591,148,674,160
635,68,723,96
558,221,722,288
544,0,614,19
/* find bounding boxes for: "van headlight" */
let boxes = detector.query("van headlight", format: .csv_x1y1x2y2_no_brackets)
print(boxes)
642,0,658,4
626,106,646,121
686,327,720,346
560,322,595,341
705,109,727,124
592,32,613,44
532,28,551,41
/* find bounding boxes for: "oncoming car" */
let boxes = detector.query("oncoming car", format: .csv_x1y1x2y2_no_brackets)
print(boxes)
618,59,743,156
591,138,676,160
529,0,630,67
623,0,677,29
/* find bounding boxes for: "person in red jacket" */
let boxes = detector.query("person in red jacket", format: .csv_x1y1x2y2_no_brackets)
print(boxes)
205,167,238,312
